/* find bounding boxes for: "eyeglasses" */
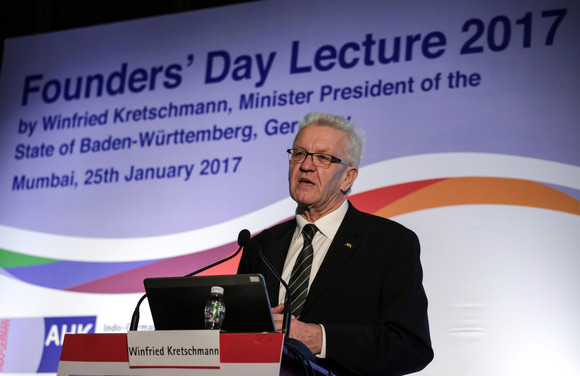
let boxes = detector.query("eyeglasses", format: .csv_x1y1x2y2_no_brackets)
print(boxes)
287,149,351,168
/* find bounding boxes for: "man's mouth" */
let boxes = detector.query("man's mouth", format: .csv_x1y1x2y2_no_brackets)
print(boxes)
299,177,314,185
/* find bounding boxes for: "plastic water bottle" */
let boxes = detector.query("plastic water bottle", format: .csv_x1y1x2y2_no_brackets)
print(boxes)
204,286,226,330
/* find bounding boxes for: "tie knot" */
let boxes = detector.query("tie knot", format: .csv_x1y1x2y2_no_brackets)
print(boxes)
302,224,317,240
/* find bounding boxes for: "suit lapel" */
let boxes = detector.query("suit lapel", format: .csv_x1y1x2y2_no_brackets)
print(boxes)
301,203,363,317
262,220,295,304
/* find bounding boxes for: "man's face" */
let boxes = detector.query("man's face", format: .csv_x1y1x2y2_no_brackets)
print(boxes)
288,124,357,217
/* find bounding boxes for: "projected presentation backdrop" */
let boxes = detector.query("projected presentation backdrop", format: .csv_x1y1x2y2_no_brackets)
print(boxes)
0,0,579,375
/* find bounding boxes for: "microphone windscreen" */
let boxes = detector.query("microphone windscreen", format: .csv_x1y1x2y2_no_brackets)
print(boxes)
237,229,251,247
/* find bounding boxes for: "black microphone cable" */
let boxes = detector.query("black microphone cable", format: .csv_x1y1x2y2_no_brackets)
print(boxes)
256,229,318,376
256,230,292,340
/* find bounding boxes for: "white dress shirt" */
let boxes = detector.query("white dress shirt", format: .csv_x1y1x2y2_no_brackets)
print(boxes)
278,200,349,357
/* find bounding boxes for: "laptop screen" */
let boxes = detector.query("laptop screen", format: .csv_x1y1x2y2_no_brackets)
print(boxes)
144,274,276,333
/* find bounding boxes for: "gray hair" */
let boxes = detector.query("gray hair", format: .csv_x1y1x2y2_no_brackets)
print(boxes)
296,112,365,167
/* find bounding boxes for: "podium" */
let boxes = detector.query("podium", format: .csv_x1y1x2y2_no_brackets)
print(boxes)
57,333,332,376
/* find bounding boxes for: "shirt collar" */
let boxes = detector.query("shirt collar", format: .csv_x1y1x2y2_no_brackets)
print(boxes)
295,200,349,240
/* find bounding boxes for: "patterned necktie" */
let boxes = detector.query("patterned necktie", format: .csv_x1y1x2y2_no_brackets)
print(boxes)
288,224,317,318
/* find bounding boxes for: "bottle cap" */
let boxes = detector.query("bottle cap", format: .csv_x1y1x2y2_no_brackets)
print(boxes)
210,286,224,295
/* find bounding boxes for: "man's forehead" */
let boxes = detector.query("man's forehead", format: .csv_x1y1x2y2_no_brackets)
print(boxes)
294,124,347,149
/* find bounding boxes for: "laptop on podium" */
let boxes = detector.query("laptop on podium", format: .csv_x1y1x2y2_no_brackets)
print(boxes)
144,274,276,333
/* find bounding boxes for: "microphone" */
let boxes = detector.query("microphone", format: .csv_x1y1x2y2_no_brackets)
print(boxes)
184,229,251,277
257,229,320,374
256,230,293,340
129,229,251,331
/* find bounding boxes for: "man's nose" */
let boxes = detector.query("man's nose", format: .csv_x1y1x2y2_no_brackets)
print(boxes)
300,154,317,170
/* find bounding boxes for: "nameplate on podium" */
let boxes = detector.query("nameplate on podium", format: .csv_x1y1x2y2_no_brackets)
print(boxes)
127,330,220,368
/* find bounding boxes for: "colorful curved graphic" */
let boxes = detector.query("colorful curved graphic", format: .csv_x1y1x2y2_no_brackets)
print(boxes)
1,177,579,294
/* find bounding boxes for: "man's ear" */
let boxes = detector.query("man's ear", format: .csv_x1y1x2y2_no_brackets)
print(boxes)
340,166,358,193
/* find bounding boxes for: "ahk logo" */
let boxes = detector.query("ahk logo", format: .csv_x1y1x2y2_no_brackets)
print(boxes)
37,316,96,372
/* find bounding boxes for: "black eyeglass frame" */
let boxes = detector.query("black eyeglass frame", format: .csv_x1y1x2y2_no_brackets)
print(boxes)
286,148,352,168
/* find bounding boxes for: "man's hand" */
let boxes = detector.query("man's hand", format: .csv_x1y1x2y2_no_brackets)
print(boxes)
272,304,323,355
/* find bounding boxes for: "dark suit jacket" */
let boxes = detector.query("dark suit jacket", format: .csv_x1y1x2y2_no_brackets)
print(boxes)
237,201,433,376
